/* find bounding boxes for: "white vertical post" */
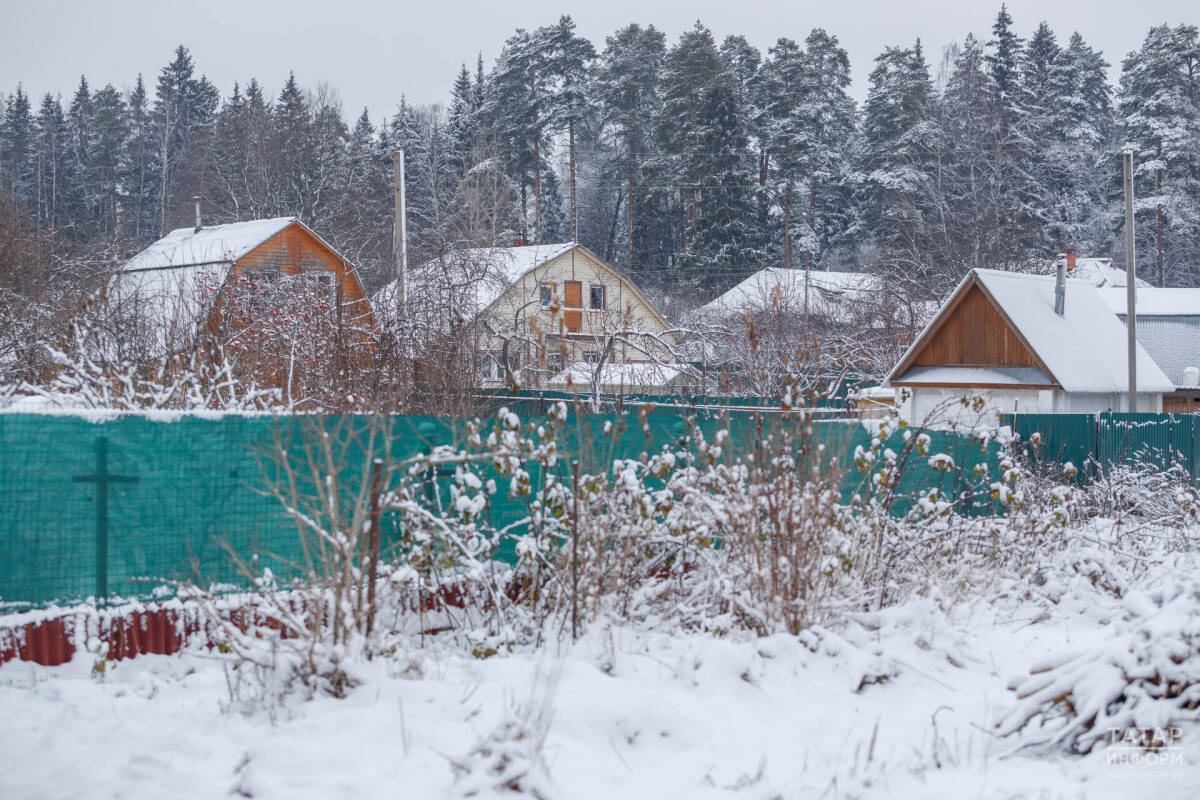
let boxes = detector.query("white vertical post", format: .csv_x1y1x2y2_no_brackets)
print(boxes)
394,149,409,318
1123,150,1138,413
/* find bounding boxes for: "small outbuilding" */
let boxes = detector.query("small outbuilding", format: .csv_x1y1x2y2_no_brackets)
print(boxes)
886,269,1172,425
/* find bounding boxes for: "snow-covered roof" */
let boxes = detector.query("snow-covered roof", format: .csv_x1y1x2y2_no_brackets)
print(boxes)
691,267,934,329
119,217,297,272
374,242,579,325
1062,257,1149,288
889,269,1173,394
107,264,227,355
894,366,1055,387
1096,287,1200,317
546,361,684,391
693,268,879,320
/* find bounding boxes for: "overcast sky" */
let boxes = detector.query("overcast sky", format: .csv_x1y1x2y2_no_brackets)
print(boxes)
2,0,1195,120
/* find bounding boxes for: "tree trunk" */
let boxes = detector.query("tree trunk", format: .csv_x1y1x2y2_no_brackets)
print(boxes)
568,119,576,240
808,181,816,273
1157,137,1165,287
783,184,792,270
531,82,541,244
627,138,635,271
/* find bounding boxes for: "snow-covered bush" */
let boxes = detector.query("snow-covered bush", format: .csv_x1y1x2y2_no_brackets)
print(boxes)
997,579,1200,754
1080,458,1200,527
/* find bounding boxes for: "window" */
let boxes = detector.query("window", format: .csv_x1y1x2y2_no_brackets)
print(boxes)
280,270,337,307
583,350,601,364
589,285,606,310
547,353,564,373
539,285,553,309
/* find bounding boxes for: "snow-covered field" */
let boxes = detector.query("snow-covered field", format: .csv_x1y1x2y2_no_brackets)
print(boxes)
3,565,1197,800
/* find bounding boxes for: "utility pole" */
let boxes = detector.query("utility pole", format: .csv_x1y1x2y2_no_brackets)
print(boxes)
1123,149,1138,413
394,149,409,319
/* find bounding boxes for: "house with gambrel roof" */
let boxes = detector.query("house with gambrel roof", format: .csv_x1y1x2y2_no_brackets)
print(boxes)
109,216,376,357
374,242,680,391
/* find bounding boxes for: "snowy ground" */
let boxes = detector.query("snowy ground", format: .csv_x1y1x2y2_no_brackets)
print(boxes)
2,579,1197,800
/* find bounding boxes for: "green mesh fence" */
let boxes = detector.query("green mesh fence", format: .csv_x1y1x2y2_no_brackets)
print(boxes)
0,410,1001,610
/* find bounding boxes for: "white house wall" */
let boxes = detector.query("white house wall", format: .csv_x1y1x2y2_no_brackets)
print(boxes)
901,386,1164,427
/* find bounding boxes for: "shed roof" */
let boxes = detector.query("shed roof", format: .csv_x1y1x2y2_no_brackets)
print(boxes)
546,361,684,390
1096,287,1200,317
889,269,1173,394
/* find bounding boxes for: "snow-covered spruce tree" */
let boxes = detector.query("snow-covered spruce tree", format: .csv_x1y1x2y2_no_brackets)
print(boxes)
937,34,997,273
123,75,158,243
151,45,218,235
860,40,937,275
984,5,1042,266
591,23,667,275
755,36,806,272
677,79,764,287
1,86,35,213
1118,24,1200,287
1027,30,1114,256
655,21,762,289
483,28,558,243
792,29,859,272
87,84,128,245
540,15,596,241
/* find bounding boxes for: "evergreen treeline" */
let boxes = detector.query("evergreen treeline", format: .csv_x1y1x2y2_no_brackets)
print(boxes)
2,8,1200,301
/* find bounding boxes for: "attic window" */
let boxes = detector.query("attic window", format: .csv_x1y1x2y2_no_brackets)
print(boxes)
539,285,553,309
590,285,606,310
280,270,337,309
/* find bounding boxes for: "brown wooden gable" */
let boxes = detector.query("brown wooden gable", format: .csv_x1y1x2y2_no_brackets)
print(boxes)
231,221,375,330
890,274,1060,387
200,221,378,354
913,283,1038,367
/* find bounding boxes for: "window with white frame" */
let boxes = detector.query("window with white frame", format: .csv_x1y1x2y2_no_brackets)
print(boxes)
539,284,553,309
589,284,606,310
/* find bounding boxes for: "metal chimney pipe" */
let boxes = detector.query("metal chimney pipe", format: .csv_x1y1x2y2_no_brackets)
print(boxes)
1054,254,1066,316
193,196,202,232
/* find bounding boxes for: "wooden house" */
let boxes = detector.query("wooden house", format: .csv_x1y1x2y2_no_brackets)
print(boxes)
109,217,376,359
886,269,1172,425
374,242,679,391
